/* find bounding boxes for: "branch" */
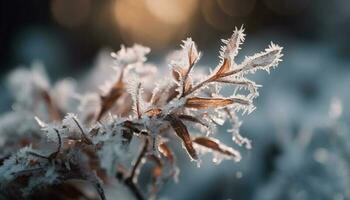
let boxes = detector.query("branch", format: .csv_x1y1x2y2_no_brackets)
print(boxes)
129,138,149,181
123,138,149,200
183,67,244,97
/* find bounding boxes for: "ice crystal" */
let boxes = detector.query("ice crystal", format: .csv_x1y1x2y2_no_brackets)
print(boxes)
0,26,282,200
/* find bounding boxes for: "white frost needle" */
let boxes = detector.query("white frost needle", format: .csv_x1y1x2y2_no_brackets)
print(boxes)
0,26,282,200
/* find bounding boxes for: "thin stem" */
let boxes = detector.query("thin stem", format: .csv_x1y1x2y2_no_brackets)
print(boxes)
124,178,145,200
72,117,92,144
122,138,149,200
129,138,149,181
183,68,244,97
49,129,62,159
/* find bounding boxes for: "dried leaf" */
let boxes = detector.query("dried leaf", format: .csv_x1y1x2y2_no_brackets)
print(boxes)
171,65,186,83
144,108,162,117
193,137,241,162
182,38,200,66
239,42,283,73
164,114,198,160
221,26,245,61
185,97,250,109
214,58,231,77
210,26,245,79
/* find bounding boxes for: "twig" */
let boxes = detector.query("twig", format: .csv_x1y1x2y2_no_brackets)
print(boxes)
129,138,149,182
183,68,244,97
124,178,145,200
48,128,62,159
124,138,149,200
72,117,92,144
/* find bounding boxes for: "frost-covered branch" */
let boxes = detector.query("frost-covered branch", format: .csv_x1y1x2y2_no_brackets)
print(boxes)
0,26,282,199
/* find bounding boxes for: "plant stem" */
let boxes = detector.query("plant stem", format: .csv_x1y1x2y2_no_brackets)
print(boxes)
124,138,149,200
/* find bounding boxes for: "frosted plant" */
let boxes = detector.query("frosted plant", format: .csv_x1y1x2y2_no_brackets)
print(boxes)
0,26,283,200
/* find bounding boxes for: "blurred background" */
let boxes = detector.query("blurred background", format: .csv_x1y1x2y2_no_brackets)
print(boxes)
1,0,350,199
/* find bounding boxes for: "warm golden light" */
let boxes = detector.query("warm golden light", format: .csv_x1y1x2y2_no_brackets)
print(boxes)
113,0,199,49
201,0,234,31
145,0,198,25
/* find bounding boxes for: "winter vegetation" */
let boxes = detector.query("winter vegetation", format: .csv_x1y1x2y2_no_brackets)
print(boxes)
255,99,350,200
0,27,283,200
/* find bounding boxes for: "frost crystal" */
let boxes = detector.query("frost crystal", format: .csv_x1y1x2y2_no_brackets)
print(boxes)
0,26,282,199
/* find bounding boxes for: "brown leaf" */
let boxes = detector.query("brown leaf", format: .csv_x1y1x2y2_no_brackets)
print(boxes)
171,66,192,95
164,114,198,160
171,65,186,82
187,40,200,66
185,97,235,109
193,137,241,161
144,108,162,117
214,58,231,77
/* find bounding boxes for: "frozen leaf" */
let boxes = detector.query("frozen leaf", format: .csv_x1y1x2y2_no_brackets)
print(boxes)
239,42,283,73
144,108,162,117
126,77,146,119
0,26,283,199
212,26,245,78
193,137,241,162
221,26,245,62
164,114,198,160
185,97,250,109
180,38,200,67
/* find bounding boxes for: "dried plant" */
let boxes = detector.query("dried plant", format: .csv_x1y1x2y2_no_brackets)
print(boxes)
0,27,283,200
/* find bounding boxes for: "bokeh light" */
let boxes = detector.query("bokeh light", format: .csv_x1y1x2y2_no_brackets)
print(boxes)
51,0,91,28
145,0,198,25
113,0,199,49
201,0,235,31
